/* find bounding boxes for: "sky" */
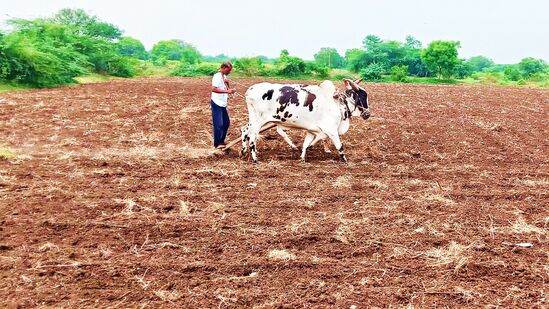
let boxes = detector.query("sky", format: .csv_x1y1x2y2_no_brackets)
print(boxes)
1,0,548,64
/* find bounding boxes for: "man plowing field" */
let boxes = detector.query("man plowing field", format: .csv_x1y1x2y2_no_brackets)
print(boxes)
218,77,371,163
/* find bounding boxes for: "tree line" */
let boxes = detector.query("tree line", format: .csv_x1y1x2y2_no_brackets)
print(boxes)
1,9,547,88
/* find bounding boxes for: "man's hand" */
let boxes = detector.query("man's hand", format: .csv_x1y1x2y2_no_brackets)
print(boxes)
227,88,236,94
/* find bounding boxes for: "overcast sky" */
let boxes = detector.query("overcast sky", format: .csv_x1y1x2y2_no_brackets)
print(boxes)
1,0,548,63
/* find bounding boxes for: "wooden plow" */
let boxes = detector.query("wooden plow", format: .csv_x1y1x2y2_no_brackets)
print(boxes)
221,123,277,152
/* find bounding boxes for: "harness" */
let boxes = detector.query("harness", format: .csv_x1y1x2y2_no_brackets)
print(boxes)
335,90,356,120
337,89,370,119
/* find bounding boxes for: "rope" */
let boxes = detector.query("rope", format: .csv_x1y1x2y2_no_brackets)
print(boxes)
233,91,246,99
226,79,249,88
225,78,248,99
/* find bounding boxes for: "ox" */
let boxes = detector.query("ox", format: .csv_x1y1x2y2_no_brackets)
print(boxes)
240,79,370,162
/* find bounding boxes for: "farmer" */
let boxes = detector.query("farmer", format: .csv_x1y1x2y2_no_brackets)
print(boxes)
210,62,236,149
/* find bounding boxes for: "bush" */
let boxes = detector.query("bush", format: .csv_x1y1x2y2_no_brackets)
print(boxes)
504,66,521,81
170,63,198,77
465,56,494,72
306,62,329,79
259,64,277,77
477,72,500,85
194,63,218,75
234,57,264,77
454,61,474,79
359,63,385,81
526,73,547,82
276,56,307,77
116,36,149,60
518,57,546,78
89,46,138,77
152,56,167,66
171,62,218,77
2,34,88,87
390,65,408,82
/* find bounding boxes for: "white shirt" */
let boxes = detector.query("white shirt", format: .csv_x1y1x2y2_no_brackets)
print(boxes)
211,72,228,107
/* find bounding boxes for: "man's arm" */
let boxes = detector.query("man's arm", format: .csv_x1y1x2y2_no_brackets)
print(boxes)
212,86,235,94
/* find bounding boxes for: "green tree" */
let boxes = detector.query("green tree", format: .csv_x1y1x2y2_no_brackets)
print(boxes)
151,40,186,61
116,37,148,59
179,45,202,64
279,49,290,59
314,47,344,68
0,33,12,79
405,35,422,49
276,50,306,77
363,35,382,50
421,41,461,79
349,35,427,77
402,36,429,76
345,48,370,73
50,8,122,40
2,19,90,87
518,57,546,77
5,9,140,85
465,56,494,72
454,60,474,78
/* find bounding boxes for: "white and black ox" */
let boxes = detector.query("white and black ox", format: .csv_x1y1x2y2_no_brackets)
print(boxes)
240,79,370,163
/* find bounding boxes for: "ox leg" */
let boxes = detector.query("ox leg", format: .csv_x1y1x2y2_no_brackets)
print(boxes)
322,140,332,153
300,132,316,161
276,126,298,151
248,125,262,163
309,134,325,150
326,133,347,162
311,133,332,153
240,124,250,157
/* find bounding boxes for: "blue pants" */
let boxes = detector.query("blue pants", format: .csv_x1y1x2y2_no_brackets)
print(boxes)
210,100,230,147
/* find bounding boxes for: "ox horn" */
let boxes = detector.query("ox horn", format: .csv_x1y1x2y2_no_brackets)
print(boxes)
354,78,362,84
344,79,359,91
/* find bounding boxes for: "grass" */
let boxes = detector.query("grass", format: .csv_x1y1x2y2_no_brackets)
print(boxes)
406,76,460,85
0,147,16,160
0,82,31,93
268,249,296,261
137,60,179,77
426,241,471,272
74,73,118,84
332,175,352,188
3,66,547,94
511,217,547,235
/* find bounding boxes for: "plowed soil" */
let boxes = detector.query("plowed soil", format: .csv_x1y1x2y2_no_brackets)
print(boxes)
1,77,548,307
